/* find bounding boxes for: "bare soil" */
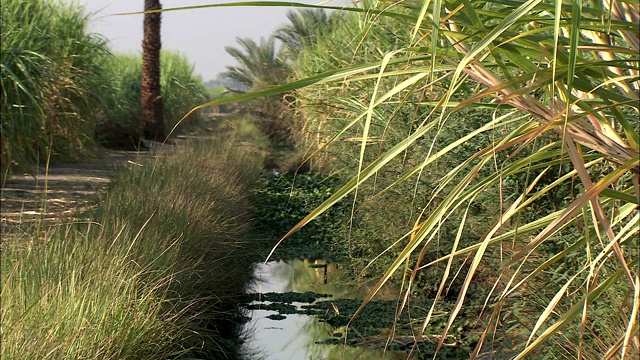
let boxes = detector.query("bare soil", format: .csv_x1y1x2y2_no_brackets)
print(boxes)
1,126,214,229
1,150,145,227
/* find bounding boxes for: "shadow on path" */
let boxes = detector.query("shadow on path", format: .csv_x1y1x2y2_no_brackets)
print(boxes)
1,150,144,227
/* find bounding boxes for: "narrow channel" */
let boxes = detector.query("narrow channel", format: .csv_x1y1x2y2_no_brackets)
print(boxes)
240,260,412,360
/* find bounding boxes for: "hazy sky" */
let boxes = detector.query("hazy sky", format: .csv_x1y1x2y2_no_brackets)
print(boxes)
77,0,350,81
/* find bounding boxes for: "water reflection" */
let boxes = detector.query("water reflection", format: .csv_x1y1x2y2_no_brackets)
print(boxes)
241,260,408,360
249,259,397,300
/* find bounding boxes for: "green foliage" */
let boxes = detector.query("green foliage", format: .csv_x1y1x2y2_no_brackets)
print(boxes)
281,1,640,358
160,51,209,129
252,172,351,260
0,1,208,181
207,85,226,99
205,85,236,113
204,73,247,92
276,9,336,60
98,51,209,137
97,53,142,132
224,36,289,91
201,0,639,358
1,0,110,181
1,136,266,359
224,36,296,145
222,9,343,147
2,224,181,359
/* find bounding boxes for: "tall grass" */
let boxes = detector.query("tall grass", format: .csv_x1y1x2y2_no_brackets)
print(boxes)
0,0,210,181
287,1,639,358
175,0,639,358
2,223,182,359
1,0,110,182
1,129,267,358
96,51,209,142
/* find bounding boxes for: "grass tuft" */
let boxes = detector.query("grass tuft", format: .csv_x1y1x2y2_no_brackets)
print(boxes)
2,130,266,359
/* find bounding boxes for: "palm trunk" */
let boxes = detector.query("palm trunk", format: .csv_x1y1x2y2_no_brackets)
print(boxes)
141,0,166,142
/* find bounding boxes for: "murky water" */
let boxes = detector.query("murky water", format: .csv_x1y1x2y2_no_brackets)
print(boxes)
240,260,409,360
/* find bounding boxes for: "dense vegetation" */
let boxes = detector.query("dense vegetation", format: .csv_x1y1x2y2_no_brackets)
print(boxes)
252,172,352,260
205,0,639,358
2,134,266,358
0,0,209,183
1,0,109,180
1,1,261,359
2,0,638,359
95,51,209,149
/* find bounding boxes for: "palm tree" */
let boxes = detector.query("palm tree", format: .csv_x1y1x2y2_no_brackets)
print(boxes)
275,9,334,60
141,0,166,142
224,36,289,91
224,36,292,144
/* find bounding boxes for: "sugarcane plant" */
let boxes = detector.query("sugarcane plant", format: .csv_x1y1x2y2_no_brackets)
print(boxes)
172,0,639,357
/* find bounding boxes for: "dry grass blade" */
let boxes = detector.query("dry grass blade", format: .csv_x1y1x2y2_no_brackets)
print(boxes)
515,258,639,359
622,274,640,359
168,0,640,357
509,155,639,267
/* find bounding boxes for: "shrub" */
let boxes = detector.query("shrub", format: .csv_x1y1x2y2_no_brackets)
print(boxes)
1,0,110,182
252,171,351,260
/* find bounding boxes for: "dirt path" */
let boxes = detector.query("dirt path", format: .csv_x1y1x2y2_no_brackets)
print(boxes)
1,129,212,229
1,150,146,227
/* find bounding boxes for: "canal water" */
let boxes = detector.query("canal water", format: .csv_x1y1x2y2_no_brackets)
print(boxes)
240,259,410,360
